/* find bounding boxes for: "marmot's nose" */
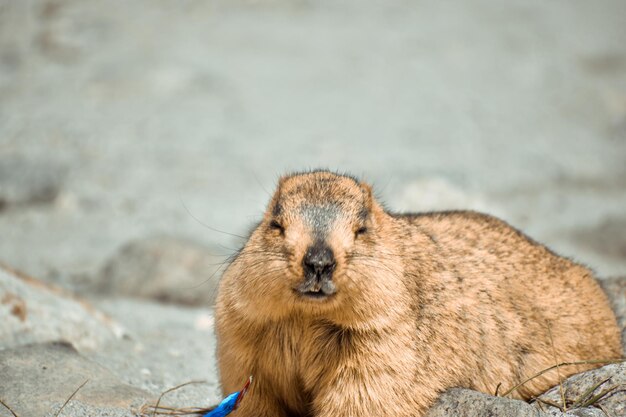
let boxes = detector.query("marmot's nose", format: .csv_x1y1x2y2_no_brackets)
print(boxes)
303,243,336,279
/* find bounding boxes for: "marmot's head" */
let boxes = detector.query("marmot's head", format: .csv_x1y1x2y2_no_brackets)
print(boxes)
229,171,406,327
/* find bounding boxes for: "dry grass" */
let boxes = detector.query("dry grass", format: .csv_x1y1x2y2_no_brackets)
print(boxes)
139,380,215,417
499,358,624,398
54,379,89,417
0,398,18,417
533,382,626,415
498,357,625,415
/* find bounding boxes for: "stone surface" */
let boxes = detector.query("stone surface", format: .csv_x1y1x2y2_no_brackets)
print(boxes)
536,363,626,417
0,293,220,416
425,388,548,417
96,235,227,306
88,298,221,410
426,362,626,417
0,341,150,417
0,265,123,351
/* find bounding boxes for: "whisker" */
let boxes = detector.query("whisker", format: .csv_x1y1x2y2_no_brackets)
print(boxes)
180,198,247,240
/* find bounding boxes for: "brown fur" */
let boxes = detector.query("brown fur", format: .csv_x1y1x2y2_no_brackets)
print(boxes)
215,171,622,417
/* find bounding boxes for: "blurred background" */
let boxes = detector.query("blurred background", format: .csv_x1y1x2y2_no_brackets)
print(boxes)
2,0,626,290
1,0,625,412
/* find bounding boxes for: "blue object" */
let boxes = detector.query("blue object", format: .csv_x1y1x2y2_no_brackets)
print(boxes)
203,391,240,417
202,376,252,417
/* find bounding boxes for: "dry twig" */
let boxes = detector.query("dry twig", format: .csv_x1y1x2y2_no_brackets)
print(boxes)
54,379,89,417
0,398,18,417
580,384,625,408
569,377,610,409
500,358,624,398
149,380,208,417
597,402,614,417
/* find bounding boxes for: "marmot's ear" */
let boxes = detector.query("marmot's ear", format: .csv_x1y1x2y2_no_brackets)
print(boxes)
359,182,377,212
277,174,288,189
359,182,373,201
266,177,285,217
360,181,384,216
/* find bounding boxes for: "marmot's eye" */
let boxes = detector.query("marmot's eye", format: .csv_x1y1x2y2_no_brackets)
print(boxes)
354,226,368,238
269,220,285,234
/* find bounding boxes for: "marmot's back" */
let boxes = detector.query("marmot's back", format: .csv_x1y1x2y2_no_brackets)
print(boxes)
395,210,622,397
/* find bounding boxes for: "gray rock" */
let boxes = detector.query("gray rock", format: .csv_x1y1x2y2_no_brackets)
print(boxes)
0,268,222,415
0,341,151,417
536,362,626,417
599,276,626,351
0,155,67,210
88,297,221,409
573,218,626,262
0,265,124,351
539,409,603,417
426,388,549,417
96,236,227,306
425,362,626,417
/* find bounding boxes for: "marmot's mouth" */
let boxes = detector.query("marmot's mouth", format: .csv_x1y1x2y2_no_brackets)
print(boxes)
300,290,333,300
295,277,337,300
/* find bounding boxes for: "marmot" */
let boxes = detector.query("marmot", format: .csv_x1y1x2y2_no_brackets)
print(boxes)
215,170,622,417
